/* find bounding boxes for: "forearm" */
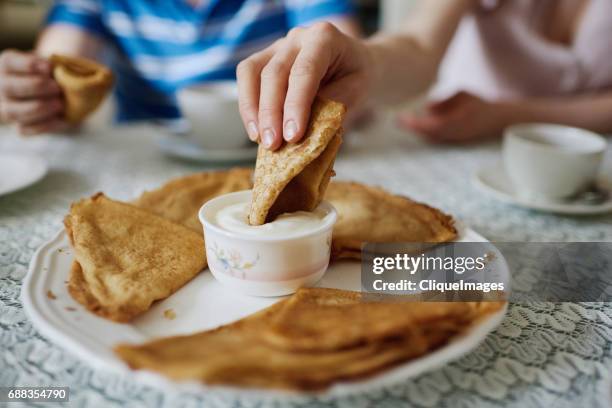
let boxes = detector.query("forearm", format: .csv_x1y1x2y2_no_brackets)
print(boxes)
364,0,473,104
365,33,438,104
499,92,612,134
36,25,103,60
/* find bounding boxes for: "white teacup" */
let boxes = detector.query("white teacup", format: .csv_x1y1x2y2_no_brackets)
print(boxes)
502,124,606,201
177,81,250,150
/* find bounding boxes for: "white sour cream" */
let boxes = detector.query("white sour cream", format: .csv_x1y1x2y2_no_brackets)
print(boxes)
215,202,330,237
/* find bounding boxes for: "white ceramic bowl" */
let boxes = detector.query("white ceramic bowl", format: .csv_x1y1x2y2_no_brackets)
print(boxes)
177,81,250,150
199,190,338,297
502,123,606,200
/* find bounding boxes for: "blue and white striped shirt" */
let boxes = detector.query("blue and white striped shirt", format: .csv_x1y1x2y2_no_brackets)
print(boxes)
46,0,354,123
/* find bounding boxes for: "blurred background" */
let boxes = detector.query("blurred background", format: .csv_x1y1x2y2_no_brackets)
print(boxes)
0,0,50,50
0,0,413,50
0,0,416,127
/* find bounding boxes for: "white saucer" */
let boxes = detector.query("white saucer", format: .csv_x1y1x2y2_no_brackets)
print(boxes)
473,163,612,215
157,133,257,163
0,153,48,197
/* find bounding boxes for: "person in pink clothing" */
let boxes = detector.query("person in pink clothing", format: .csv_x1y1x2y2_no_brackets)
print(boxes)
236,0,612,148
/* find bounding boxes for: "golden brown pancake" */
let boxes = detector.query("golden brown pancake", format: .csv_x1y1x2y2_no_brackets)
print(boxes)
65,193,205,322
262,287,483,352
249,98,346,225
115,300,429,390
325,182,457,260
50,54,114,123
133,167,253,234
114,288,505,390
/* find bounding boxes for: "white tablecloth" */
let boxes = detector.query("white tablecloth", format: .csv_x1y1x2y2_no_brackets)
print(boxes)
1,119,611,407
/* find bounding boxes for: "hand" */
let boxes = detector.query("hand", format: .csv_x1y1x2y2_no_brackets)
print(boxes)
0,49,67,135
236,22,373,150
397,92,509,143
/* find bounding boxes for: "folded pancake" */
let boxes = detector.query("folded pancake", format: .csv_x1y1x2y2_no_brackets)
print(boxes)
248,98,346,225
50,54,113,123
115,288,505,390
262,288,489,352
133,168,253,234
325,182,457,259
65,193,205,322
116,298,434,390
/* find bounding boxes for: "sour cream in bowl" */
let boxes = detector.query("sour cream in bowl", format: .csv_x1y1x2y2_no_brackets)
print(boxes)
199,190,337,296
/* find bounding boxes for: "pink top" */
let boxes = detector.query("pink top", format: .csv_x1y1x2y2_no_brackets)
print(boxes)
431,0,612,100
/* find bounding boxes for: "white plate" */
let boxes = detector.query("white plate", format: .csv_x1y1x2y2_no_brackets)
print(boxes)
22,226,508,401
474,163,612,215
0,153,48,197
157,133,257,163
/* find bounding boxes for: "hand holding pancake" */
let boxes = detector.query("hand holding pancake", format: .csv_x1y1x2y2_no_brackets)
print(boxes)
50,54,113,124
0,50,66,135
248,97,346,225
236,22,371,149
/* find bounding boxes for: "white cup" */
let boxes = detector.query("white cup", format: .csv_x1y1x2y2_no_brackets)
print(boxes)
199,190,338,297
502,124,606,201
176,81,250,150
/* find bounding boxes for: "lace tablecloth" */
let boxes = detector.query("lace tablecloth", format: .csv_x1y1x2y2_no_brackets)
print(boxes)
1,120,611,408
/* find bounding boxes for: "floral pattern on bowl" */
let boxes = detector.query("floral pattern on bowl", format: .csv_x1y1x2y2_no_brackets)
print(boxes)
208,241,259,279
200,190,337,296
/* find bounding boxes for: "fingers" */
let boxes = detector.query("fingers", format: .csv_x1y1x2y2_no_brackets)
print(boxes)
237,22,357,150
0,97,64,124
0,74,61,99
397,112,446,136
426,91,470,113
237,46,276,142
0,49,51,75
257,42,300,150
18,117,69,136
0,50,62,133
397,109,456,142
283,33,333,143
397,112,469,143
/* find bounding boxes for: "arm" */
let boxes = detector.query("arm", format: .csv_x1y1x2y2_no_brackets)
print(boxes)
367,0,473,102
503,92,612,134
397,90,612,144
399,0,612,143
37,24,104,59
237,0,474,149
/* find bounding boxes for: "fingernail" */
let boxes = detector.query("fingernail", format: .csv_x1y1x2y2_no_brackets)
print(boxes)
247,121,259,141
262,128,275,148
284,120,297,141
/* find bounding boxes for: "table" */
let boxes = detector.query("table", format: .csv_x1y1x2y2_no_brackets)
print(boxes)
1,119,611,407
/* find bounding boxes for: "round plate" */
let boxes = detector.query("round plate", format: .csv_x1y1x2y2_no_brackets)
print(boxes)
22,226,508,401
473,163,612,215
157,133,257,163
0,153,48,197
